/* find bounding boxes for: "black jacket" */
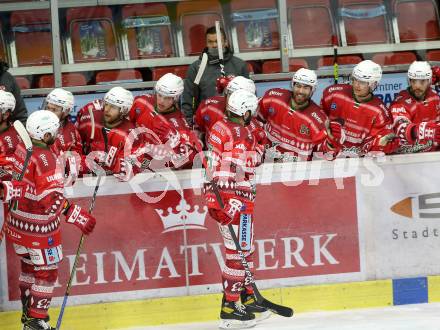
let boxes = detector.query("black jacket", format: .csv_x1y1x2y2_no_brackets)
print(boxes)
0,61,28,125
181,47,249,126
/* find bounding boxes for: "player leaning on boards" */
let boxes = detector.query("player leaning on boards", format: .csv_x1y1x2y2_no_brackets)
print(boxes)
0,110,96,330
258,68,345,162
390,61,440,153
76,86,144,181
0,90,22,162
321,60,399,157
194,75,264,146
129,73,202,170
43,88,84,185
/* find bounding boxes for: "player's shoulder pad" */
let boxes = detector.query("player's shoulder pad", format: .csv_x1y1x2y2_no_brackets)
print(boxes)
265,88,290,98
324,83,349,94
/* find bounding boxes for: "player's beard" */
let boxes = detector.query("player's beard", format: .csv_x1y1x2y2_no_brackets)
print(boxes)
104,113,122,127
46,136,56,145
293,92,309,106
411,87,426,100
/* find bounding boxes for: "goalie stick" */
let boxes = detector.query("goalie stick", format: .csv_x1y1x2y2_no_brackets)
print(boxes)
56,173,103,330
192,133,293,318
0,120,33,245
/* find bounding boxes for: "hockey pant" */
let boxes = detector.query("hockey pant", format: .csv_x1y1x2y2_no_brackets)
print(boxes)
211,209,255,302
14,243,62,319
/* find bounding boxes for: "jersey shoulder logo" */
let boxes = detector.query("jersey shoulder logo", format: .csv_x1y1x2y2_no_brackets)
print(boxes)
299,124,310,136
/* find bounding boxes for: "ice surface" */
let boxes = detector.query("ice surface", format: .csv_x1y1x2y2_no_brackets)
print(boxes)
121,303,440,330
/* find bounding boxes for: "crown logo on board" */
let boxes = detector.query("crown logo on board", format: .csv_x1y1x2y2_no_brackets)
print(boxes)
156,198,208,233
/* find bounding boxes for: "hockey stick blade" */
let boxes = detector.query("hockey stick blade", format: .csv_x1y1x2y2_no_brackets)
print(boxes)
215,21,224,62
261,297,294,317
13,120,32,151
194,53,208,86
215,21,225,76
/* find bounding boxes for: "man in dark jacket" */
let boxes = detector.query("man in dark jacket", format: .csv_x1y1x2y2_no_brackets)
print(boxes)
181,26,249,127
0,59,28,124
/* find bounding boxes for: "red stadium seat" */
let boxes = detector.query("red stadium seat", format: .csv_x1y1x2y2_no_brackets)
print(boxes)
37,73,88,88
392,0,440,42
151,66,189,81
261,59,308,73
317,55,363,67
15,76,31,90
339,0,391,45
66,7,119,63
371,51,417,66
230,0,280,52
11,10,52,66
121,4,175,59
287,0,335,48
176,0,224,56
95,69,142,84
427,50,440,61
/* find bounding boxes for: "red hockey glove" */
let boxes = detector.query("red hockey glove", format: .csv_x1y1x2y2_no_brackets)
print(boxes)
216,75,235,94
65,203,96,235
221,198,243,225
432,66,440,85
0,180,28,202
326,120,346,149
113,157,134,182
367,133,399,154
407,122,440,145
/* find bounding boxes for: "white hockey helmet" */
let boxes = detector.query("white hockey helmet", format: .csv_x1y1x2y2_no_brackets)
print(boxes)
155,73,184,99
44,88,74,114
408,61,432,81
104,86,134,116
0,90,16,114
352,60,382,89
226,76,256,95
26,110,60,140
227,90,259,117
291,68,318,91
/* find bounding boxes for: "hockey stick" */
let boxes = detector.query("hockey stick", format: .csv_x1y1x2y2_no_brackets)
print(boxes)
88,105,95,140
215,21,226,77
192,52,208,115
56,173,102,330
0,120,33,245
332,35,339,85
193,137,293,318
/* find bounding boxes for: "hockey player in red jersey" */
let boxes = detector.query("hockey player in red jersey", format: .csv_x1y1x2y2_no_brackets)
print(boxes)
205,89,267,329
129,73,201,170
44,88,84,183
195,76,255,136
0,90,21,177
258,68,345,162
390,61,440,153
321,60,398,157
76,86,142,180
0,110,96,330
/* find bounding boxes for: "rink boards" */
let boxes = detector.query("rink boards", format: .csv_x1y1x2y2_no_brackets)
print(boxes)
2,152,440,328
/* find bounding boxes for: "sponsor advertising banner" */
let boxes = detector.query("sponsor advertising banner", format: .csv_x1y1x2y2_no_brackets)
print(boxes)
357,154,440,279
3,174,359,306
